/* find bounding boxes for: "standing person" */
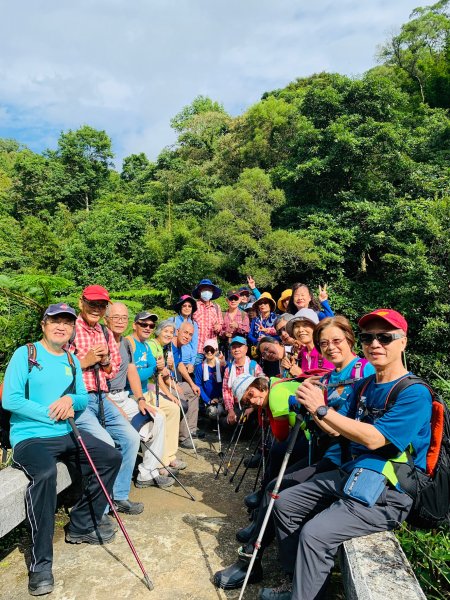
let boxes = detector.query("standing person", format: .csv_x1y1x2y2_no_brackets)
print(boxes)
248,293,278,348
70,285,143,516
262,309,432,600
192,278,223,365
285,309,334,375
238,275,261,310
286,283,334,320
222,336,264,425
128,315,185,473
3,303,122,596
104,303,173,489
171,294,199,373
220,290,250,359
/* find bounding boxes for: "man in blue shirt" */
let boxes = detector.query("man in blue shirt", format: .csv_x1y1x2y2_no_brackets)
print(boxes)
2,304,121,597
262,308,432,600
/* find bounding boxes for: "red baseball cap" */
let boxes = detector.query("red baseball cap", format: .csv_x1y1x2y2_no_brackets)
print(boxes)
82,285,111,302
358,308,408,333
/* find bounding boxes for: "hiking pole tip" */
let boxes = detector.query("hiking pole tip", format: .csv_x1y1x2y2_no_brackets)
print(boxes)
143,574,154,591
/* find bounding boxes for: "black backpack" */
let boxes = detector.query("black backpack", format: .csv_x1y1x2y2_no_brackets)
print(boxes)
0,343,76,461
357,374,450,529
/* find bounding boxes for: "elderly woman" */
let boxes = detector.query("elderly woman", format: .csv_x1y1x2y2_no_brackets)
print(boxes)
286,282,334,320
285,309,334,375
248,292,277,347
214,316,374,592
171,294,199,372
220,289,250,359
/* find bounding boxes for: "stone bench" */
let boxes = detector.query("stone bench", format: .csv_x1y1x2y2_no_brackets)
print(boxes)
0,463,73,538
339,530,426,599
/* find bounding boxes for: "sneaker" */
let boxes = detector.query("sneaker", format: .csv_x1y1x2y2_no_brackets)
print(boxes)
28,571,54,596
113,499,144,515
259,579,293,599
159,467,179,478
65,526,116,545
135,475,174,488
170,458,187,470
180,439,195,449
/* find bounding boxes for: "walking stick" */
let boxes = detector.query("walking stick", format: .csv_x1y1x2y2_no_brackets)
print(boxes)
229,423,260,484
223,414,247,476
216,405,223,458
214,413,245,479
234,427,263,493
93,364,106,428
142,441,195,501
169,376,199,459
68,418,154,591
238,414,304,600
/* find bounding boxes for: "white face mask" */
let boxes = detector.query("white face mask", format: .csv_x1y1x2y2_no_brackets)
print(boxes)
200,290,213,302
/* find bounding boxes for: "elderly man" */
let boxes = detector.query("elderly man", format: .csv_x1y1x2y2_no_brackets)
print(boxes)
172,321,203,446
104,303,173,489
192,278,223,365
3,303,121,596
70,285,143,515
262,309,432,600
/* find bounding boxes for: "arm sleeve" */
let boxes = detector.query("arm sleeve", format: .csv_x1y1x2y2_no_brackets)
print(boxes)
317,300,334,320
67,356,89,411
2,347,54,424
253,288,261,300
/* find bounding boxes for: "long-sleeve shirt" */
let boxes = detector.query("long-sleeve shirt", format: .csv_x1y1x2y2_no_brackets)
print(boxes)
169,315,198,365
222,358,264,412
193,300,223,353
69,316,121,393
3,342,89,447
220,310,250,339
194,361,224,405
317,300,334,321
248,313,277,345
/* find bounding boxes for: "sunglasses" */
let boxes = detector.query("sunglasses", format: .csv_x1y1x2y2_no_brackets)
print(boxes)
136,321,156,330
228,296,239,301
358,332,405,345
204,347,216,354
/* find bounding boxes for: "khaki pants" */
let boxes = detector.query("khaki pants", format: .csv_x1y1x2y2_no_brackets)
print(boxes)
176,382,199,443
144,391,180,465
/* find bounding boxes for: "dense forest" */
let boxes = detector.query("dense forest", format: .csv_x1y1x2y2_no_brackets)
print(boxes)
0,0,449,393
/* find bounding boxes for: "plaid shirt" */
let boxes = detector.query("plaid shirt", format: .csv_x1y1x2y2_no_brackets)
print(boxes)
193,301,224,353
68,316,121,393
220,310,250,338
222,358,263,412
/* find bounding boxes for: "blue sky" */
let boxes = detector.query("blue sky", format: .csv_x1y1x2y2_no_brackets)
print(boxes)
0,0,422,166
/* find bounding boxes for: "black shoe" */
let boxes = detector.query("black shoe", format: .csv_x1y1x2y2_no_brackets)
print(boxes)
65,526,116,545
244,489,263,510
236,521,256,543
113,499,144,515
244,451,261,468
28,571,54,596
192,430,206,439
213,558,263,590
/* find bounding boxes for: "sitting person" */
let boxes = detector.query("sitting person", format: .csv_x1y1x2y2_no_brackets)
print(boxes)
220,290,250,359
214,316,374,591
170,294,199,373
248,293,277,348
222,336,263,425
104,303,173,489
2,303,122,596
194,338,225,418
286,283,334,321
285,309,334,375
257,336,294,378
262,308,431,599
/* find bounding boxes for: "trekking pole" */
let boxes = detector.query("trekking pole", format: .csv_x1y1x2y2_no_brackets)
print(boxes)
142,441,195,502
238,414,304,600
169,376,199,460
68,418,154,591
93,364,106,427
223,414,247,477
214,413,245,479
216,405,223,458
229,423,260,484
234,427,264,493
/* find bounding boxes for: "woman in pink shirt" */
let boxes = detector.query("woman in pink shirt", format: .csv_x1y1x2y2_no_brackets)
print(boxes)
284,308,333,375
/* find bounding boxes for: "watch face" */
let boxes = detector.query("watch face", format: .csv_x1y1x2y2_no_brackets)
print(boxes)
317,405,328,419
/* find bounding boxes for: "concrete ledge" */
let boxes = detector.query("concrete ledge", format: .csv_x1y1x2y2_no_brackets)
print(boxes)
0,463,72,538
339,530,426,600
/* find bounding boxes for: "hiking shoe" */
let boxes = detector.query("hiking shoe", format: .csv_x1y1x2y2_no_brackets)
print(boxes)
259,579,293,599
65,526,116,545
28,571,54,596
113,499,144,515
192,430,206,439
213,558,263,590
180,439,195,449
135,475,174,488
236,521,256,543
99,514,118,533
244,489,263,510
170,458,187,470
159,467,179,478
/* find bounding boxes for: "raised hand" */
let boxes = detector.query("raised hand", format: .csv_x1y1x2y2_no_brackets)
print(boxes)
318,284,328,302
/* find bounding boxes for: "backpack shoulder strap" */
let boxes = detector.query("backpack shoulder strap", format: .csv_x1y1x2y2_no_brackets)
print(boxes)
123,337,134,363
125,335,137,355
249,360,257,376
63,349,77,395
25,343,40,400
100,323,110,344
384,375,429,412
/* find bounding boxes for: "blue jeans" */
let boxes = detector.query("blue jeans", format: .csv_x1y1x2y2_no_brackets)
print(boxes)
75,392,140,501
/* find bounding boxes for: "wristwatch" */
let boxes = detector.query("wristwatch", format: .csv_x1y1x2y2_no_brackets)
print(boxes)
137,396,146,403
315,405,329,420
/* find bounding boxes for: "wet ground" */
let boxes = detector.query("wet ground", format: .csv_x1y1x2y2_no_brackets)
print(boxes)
0,425,344,599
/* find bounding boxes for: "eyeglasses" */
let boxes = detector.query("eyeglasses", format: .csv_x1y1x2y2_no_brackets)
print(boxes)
109,316,129,323
319,338,346,349
136,321,156,330
258,301,269,306
239,292,249,297
358,332,405,345
204,347,215,354
83,298,108,310
228,296,239,302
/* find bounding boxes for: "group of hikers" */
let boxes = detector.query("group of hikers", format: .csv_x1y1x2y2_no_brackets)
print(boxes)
0,276,439,599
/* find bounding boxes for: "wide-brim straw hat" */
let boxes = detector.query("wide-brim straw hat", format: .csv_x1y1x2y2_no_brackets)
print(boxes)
253,292,276,313
277,289,292,311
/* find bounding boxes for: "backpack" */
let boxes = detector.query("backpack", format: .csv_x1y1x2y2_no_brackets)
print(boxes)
356,374,450,529
0,344,77,460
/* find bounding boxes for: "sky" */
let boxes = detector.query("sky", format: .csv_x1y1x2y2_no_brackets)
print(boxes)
0,0,422,166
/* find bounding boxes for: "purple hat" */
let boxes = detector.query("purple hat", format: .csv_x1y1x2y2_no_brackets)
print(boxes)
174,294,198,314
43,303,77,320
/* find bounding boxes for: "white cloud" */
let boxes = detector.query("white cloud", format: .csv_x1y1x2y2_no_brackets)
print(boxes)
0,0,422,165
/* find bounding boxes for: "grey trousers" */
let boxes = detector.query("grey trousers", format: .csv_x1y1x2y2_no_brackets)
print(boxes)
177,381,199,442
273,469,413,600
